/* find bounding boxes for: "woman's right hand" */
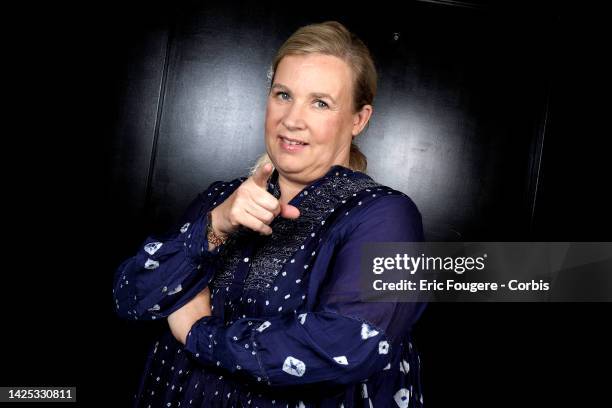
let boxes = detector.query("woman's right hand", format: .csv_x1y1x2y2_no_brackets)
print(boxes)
210,163,300,237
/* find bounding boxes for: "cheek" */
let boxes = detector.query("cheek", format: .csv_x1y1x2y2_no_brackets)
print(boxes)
265,102,283,124
264,106,272,128
264,103,276,132
310,116,345,146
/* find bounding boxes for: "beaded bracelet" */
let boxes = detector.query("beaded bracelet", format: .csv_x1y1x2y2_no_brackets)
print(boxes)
206,212,227,247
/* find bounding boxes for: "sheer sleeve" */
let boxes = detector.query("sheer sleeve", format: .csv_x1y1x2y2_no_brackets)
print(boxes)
184,194,426,390
112,180,238,320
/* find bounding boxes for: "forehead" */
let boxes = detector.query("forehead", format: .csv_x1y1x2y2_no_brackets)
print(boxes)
274,54,353,98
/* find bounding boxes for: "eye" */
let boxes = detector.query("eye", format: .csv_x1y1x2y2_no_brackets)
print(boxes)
275,91,290,101
314,99,329,109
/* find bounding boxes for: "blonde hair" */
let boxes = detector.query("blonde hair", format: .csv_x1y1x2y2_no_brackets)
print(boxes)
254,21,377,174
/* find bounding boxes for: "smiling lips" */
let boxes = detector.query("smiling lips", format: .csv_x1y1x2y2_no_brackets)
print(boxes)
278,135,308,152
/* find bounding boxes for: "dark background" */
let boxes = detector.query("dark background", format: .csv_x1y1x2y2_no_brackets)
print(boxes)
3,0,610,407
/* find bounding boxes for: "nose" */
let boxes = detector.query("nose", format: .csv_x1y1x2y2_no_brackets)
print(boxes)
281,101,306,131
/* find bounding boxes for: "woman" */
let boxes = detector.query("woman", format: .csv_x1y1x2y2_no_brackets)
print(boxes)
113,21,426,407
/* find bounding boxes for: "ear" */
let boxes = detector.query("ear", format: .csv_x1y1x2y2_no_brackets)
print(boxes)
351,104,373,137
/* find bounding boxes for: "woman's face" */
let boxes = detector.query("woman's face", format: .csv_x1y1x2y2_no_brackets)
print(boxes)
265,53,370,184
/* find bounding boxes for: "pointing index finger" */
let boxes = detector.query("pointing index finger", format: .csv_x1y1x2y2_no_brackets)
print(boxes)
251,162,274,189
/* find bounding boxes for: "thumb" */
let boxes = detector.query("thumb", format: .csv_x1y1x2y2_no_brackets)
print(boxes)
280,203,300,219
251,162,274,189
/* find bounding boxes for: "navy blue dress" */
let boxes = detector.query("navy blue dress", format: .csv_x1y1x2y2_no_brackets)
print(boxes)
113,165,427,408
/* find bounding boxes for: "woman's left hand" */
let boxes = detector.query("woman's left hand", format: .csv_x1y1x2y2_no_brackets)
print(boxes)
167,287,212,345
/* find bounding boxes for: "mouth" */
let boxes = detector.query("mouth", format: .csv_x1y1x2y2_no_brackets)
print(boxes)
278,135,308,146
278,135,309,152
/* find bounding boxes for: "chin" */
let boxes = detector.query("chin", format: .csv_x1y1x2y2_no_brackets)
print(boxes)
268,153,306,174
272,157,306,174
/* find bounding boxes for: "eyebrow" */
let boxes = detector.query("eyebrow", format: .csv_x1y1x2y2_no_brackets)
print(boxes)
271,83,337,105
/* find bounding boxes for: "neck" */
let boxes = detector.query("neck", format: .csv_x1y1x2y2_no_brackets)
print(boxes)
275,152,351,204
277,174,307,206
